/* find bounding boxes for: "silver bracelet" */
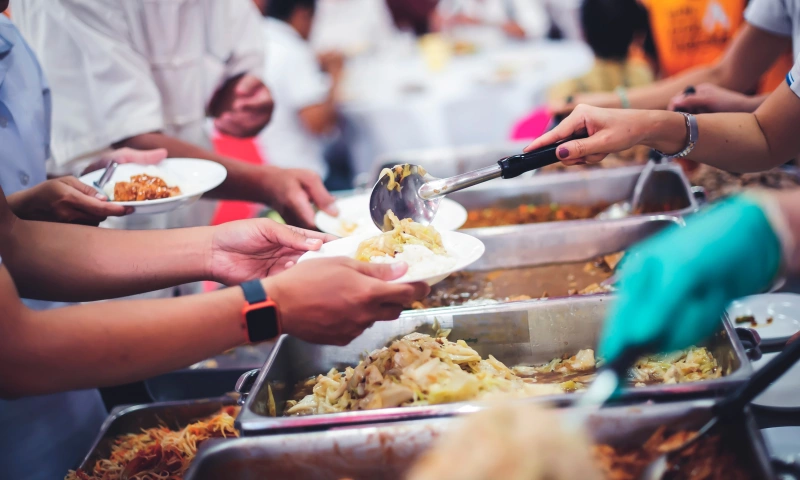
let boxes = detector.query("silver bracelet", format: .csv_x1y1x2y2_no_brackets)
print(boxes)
654,112,698,158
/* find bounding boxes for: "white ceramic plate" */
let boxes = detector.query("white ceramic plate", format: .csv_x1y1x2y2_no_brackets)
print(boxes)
298,230,485,285
727,294,800,344
315,193,468,237
751,352,800,410
79,158,227,215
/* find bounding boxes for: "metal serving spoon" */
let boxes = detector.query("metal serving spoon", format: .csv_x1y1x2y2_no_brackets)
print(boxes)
369,134,587,231
640,337,800,480
91,161,119,197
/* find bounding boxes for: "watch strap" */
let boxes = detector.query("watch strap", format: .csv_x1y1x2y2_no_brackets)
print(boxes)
241,279,267,304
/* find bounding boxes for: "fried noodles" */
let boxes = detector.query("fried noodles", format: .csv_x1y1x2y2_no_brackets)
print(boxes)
355,210,446,262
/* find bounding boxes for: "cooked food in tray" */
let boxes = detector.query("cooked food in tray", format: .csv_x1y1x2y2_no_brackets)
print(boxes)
355,210,456,277
65,406,239,480
413,253,622,309
282,333,721,416
113,173,182,202
689,164,800,201
463,202,609,229
409,404,750,480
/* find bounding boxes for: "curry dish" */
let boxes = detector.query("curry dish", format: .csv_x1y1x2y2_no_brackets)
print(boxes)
113,174,181,202
463,202,609,229
281,333,721,416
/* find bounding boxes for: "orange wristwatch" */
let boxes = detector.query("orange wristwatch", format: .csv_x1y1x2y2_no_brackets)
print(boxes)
240,280,280,342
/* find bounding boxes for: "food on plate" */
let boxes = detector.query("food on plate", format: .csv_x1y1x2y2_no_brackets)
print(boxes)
408,404,602,480
463,202,610,228
689,164,800,201
594,426,751,480
412,254,620,310
734,315,773,328
64,406,239,480
355,210,456,279
378,164,426,193
113,174,181,202
281,332,721,416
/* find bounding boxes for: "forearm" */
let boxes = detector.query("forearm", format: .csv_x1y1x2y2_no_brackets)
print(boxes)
115,132,269,203
625,65,723,110
2,218,215,301
1,287,247,398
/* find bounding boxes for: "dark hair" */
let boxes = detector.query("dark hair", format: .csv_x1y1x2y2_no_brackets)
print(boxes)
267,0,316,20
581,0,649,60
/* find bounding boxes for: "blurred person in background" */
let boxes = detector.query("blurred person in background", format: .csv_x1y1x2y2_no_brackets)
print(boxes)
432,0,550,40
254,0,348,188
309,0,400,55
548,0,654,106
552,0,794,115
12,0,338,236
386,0,439,36
526,51,800,363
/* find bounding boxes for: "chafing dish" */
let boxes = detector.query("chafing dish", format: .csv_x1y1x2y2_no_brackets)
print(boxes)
73,396,236,472
236,296,756,436
187,400,775,479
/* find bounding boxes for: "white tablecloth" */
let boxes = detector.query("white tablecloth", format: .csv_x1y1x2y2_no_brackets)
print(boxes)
339,40,594,176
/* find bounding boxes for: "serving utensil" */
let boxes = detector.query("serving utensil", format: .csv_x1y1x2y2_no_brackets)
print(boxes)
91,160,119,196
369,134,587,231
639,337,800,480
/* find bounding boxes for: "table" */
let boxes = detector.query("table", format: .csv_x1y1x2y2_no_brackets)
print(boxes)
339,40,593,177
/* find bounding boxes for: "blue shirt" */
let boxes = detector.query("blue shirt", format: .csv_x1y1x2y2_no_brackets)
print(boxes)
0,16,107,480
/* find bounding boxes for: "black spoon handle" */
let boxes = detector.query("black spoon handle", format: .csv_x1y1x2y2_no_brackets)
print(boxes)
716,338,800,416
498,131,590,179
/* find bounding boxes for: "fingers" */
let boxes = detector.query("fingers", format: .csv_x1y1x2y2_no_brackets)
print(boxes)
668,93,706,113
109,147,168,165
59,176,108,200
351,259,409,281
234,74,264,97
523,108,586,153
553,136,609,165
268,222,326,250
285,224,337,243
285,188,317,228
300,173,339,217
72,194,130,217
214,114,247,137
233,85,273,112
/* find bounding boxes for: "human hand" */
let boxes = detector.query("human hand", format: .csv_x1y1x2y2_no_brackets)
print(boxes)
259,165,339,229
209,218,336,284
7,176,130,225
318,51,345,77
81,147,168,175
599,196,783,363
668,83,761,114
524,104,654,166
262,257,431,345
549,91,622,118
502,21,526,39
210,74,274,138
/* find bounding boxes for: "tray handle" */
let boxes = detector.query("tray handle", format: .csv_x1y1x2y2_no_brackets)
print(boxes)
235,369,260,406
736,327,763,361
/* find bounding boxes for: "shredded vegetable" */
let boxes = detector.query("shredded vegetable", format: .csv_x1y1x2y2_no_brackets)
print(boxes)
355,210,446,262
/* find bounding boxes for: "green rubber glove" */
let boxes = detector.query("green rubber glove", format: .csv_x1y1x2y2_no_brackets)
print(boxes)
599,195,783,364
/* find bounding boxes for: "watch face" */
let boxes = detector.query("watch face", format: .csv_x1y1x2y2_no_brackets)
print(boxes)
246,306,279,341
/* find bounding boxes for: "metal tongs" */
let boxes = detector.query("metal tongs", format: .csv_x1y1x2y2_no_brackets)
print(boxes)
369,134,588,231
91,161,119,197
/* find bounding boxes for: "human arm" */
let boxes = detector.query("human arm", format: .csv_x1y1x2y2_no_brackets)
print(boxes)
552,24,790,113
298,52,345,136
0,257,429,398
525,81,800,173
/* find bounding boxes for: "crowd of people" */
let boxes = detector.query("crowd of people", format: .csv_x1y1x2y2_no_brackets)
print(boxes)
3,0,800,478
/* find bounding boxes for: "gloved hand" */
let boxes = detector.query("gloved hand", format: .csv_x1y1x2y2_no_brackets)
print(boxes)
599,196,784,363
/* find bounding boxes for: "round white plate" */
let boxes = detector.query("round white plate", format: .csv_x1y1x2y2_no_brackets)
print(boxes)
751,352,800,410
727,294,800,344
79,158,227,215
315,193,468,237
298,230,484,285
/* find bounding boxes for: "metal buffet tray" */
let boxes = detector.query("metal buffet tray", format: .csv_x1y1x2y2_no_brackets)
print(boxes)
187,400,776,479
449,162,698,229
415,214,681,310
74,396,237,472
236,296,756,436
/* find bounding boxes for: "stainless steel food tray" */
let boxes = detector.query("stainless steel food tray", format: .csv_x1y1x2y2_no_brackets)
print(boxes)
450,163,698,229
237,296,754,435
73,396,237,472
188,400,775,479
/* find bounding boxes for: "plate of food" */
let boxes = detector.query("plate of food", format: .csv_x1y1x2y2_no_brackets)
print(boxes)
315,193,468,237
727,293,800,347
78,158,227,215
300,211,484,285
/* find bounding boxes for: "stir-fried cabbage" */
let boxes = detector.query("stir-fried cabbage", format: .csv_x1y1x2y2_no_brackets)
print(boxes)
355,210,446,262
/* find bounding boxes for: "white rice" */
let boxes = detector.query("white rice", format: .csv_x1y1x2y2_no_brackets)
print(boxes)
370,244,457,281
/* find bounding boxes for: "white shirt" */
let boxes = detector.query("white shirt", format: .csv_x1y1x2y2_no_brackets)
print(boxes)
13,0,265,168
745,0,800,57
258,18,329,178
437,0,550,39
310,0,400,55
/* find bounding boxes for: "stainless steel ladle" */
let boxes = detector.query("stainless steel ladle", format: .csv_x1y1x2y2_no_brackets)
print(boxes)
369,135,586,231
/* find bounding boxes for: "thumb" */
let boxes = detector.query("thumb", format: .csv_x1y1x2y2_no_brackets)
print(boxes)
60,176,108,200
351,259,409,281
235,74,261,97
269,222,324,250
554,135,608,165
